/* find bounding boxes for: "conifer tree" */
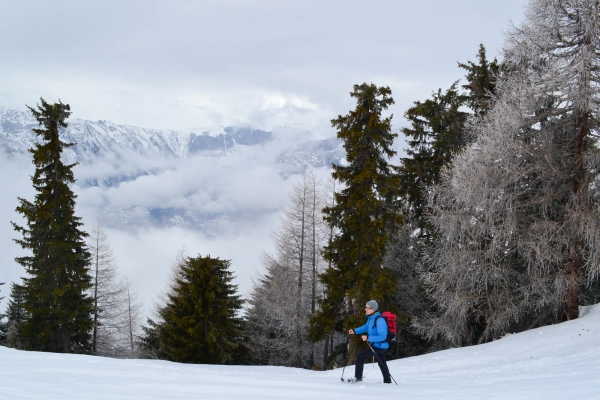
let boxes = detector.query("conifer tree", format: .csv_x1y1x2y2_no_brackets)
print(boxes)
458,44,502,117
11,98,93,353
157,255,244,364
399,82,468,234
312,84,402,353
139,317,161,359
399,45,500,238
389,45,501,353
0,282,5,344
5,282,26,348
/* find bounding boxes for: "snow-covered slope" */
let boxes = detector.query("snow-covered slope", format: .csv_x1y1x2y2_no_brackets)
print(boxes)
2,304,599,399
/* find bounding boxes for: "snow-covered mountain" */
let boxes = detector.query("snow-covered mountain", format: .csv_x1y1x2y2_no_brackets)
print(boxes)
276,137,345,168
2,303,599,399
0,106,343,168
0,106,341,310
0,105,343,235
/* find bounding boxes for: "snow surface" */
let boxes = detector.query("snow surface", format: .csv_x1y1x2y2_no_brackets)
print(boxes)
2,304,600,399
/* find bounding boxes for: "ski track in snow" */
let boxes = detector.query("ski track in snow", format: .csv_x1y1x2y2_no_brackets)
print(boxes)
2,304,600,399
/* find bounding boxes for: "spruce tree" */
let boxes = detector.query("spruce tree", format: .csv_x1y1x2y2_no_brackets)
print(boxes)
399,82,468,234
5,282,26,348
458,44,502,117
392,45,501,351
157,255,244,364
399,45,499,238
139,317,161,359
11,98,93,353
312,84,402,352
0,282,5,344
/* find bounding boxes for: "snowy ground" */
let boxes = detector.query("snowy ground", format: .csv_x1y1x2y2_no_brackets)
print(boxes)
2,305,600,399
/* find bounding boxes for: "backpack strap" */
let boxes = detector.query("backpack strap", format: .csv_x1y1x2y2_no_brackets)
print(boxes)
372,314,383,330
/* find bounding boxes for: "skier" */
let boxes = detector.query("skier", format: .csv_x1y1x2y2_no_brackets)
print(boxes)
347,300,391,384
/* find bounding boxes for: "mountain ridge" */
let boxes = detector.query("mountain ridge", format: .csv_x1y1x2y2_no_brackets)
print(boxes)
0,105,344,168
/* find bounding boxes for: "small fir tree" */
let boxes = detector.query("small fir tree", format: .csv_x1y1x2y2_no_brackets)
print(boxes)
0,282,5,344
11,98,93,353
139,317,161,359
5,282,27,348
157,255,244,364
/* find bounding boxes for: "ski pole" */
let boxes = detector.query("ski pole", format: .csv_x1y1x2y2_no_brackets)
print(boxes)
366,341,398,385
340,336,351,382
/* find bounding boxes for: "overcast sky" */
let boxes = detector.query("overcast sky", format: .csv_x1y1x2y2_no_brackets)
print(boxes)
0,0,524,132
0,1,527,315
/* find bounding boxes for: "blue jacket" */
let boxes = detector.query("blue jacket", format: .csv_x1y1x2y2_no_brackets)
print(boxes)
354,312,389,349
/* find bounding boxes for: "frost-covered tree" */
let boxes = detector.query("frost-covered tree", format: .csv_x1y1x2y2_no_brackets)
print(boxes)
88,223,142,358
246,170,331,368
123,278,142,358
420,0,600,346
247,254,300,366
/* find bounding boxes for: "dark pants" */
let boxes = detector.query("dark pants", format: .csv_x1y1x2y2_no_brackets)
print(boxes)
354,346,391,383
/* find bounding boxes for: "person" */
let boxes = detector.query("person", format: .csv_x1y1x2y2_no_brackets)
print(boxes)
347,300,391,383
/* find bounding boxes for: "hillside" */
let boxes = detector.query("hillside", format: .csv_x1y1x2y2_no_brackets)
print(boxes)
1,304,599,399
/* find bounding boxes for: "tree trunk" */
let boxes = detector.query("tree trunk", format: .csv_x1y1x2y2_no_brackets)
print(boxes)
295,184,306,368
309,174,318,369
322,333,329,369
127,281,135,356
92,227,100,354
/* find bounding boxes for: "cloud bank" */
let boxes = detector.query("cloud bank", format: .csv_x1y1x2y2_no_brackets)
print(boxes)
0,131,333,317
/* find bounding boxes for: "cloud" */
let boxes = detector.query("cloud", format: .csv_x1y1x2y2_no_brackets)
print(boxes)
101,222,281,319
0,134,333,317
0,1,525,132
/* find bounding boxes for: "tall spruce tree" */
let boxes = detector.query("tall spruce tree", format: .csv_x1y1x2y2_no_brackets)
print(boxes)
12,99,93,353
157,255,244,364
311,84,402,356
